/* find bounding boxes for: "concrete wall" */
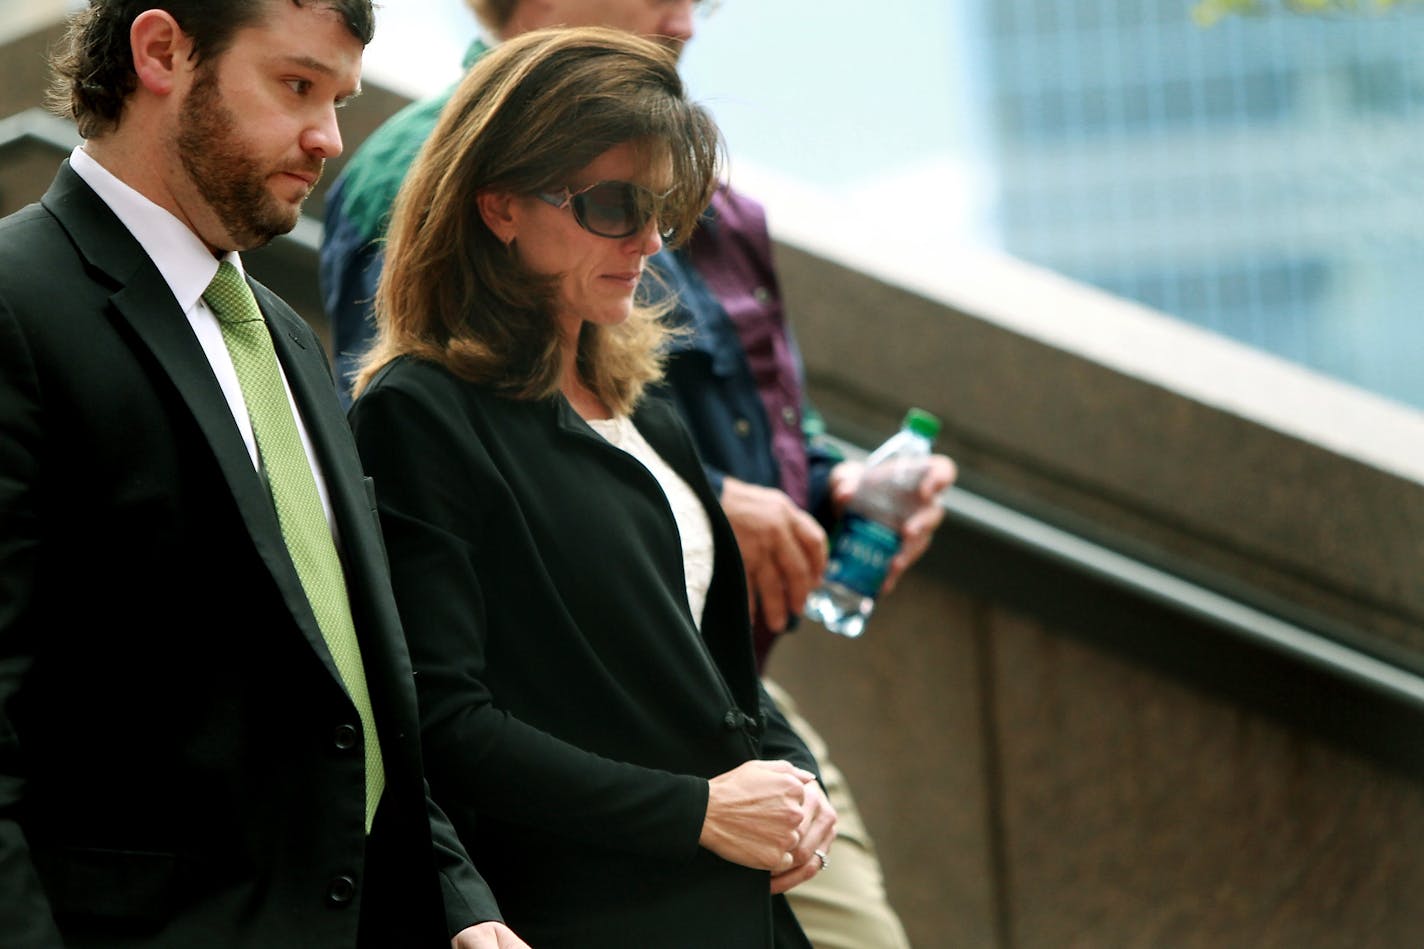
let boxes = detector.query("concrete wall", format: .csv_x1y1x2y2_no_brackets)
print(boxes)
762,234,1424,947
770,545,1424,948
0,16,62,121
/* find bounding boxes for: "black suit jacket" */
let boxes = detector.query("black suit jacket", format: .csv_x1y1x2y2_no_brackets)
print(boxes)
349,356,816,949
0,163,499,947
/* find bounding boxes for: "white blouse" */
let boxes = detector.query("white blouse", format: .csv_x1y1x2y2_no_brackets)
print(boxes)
587,415,715,629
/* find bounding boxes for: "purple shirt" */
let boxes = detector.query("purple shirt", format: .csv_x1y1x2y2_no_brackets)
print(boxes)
686,188,810,510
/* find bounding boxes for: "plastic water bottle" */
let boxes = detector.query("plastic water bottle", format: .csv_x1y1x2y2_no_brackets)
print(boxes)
803,408,942,638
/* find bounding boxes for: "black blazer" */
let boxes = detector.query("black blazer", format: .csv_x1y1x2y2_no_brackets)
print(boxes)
349,357,817,949
0,164,499,948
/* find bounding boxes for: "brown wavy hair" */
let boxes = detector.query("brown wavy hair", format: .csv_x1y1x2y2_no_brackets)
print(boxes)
48,0,375,139
353,27,721,415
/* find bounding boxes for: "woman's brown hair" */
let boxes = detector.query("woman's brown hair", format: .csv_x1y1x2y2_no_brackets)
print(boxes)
353,26,721,414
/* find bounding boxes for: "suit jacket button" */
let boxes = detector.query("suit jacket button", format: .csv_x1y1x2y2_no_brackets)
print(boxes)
333,724,359,751
327,875,357,906
723,710,742,731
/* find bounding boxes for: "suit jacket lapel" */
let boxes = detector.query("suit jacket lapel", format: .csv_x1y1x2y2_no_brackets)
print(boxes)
561,393,761,710
42,163,344,686
632,398,762,708
108,270,291,546
261,285,420,716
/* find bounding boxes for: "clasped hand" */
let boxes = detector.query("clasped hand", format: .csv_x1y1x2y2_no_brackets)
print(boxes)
451,921,529,947
699,760,838,893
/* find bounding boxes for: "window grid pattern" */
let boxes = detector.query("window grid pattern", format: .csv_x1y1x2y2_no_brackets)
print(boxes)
980,1,1424,407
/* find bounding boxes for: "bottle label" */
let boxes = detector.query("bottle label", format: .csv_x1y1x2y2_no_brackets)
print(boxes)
825,513,901,598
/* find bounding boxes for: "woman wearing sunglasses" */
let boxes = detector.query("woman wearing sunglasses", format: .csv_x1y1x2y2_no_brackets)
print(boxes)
348,28,834,949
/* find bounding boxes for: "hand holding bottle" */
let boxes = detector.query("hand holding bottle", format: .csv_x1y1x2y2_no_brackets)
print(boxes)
805,409,953,637
828,452,956,594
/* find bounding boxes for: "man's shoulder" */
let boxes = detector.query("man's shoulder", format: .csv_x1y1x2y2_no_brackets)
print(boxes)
709,184,769,238
0,202,81,296
0,200,59,247
1,164,138,288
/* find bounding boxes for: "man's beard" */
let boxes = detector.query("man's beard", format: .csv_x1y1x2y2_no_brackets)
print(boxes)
176,69,320,250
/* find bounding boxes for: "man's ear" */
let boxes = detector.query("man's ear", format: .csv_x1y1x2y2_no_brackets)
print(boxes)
477,190,520,245
130,10,193,97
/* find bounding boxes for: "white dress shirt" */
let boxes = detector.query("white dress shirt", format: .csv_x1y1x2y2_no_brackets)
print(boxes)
587,414,715,629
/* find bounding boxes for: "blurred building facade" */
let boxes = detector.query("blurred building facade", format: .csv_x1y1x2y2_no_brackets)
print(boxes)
980,0,1424,408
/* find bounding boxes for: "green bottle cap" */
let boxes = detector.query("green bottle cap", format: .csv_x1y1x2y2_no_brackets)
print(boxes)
902,408,940,440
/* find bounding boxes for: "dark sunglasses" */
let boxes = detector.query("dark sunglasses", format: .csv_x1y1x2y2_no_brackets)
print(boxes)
535,180,676,240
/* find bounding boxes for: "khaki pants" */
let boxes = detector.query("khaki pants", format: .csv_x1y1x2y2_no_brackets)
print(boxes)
763,679,911,949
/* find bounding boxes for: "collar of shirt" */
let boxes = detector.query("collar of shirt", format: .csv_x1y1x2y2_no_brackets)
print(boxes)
69,145,236,309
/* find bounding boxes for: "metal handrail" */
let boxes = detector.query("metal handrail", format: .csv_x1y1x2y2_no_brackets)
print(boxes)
826,434,1424,710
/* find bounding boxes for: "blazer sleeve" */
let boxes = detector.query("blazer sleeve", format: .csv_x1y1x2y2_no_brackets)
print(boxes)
0,298,66,947
427,790,504,936
349,380,710,863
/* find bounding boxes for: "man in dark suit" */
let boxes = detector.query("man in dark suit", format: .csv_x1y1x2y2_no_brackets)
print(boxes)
0,2,527,946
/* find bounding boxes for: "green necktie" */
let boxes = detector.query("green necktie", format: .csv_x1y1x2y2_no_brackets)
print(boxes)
204,261,384,832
